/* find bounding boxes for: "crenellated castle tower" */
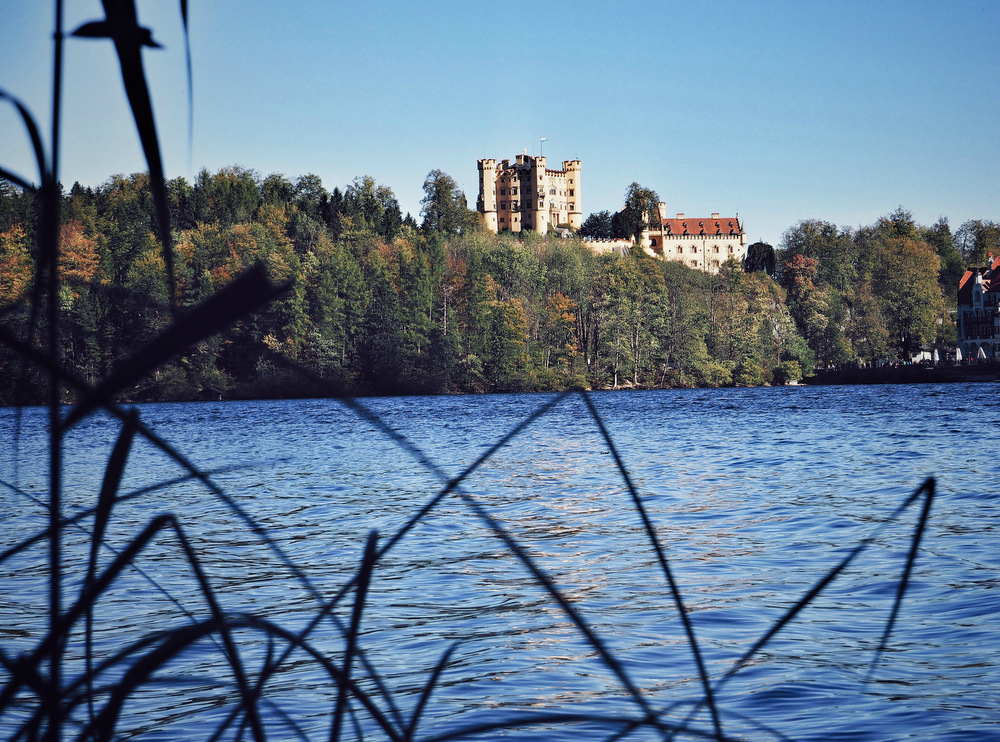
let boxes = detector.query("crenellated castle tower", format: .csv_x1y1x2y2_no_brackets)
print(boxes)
478,154,582,234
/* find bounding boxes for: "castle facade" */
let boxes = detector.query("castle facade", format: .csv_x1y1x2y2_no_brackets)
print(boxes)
477,154,582,234
641,204,747,273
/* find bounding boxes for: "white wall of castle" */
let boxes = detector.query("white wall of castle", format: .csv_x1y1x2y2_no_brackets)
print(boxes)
641,207,747,274
641,233,747,273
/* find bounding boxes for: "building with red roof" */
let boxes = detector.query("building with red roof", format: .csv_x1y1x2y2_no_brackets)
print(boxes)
640,203,746,273
956,254,1000,361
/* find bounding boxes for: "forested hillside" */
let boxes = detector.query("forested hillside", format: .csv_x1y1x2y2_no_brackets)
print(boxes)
1,168,992,404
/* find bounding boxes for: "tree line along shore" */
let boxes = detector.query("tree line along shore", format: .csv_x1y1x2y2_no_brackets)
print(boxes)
1,167,996,404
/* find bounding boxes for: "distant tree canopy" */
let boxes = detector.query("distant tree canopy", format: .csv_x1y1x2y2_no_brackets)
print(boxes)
579,210,614,239
776,208,949,366
954,218,1000,266
619,182,660,244
420,169,481,236
744,241,775,275
0,170,981,403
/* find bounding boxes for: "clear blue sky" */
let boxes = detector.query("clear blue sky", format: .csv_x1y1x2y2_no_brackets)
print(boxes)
2,0,998,246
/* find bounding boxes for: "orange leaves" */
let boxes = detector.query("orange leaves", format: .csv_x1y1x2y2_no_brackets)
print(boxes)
546,291,577,327
58,220,101,284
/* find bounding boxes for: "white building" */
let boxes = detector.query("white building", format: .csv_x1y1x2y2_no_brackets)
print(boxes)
956,255,1000,361
640,204,746,273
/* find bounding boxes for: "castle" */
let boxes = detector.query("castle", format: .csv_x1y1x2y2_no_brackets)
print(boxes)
476,154,746,273
477,154,582,234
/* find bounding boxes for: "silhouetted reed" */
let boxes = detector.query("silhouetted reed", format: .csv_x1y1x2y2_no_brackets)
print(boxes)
0,4,937,741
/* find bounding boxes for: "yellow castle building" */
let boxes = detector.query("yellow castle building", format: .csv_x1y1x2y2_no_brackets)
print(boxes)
477,154,582,234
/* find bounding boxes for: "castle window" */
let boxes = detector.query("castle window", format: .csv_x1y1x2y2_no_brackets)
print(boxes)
728,246,734,253
569,189,574,196
568,202,574,209
512,187,518,194
549,188,556,195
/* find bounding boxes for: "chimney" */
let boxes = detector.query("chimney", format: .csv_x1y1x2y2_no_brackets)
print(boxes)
711,212,720,219
676,212,684,219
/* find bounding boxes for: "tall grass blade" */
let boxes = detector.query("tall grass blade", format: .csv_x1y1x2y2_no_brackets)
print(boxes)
179,0,193,157
0,88,47,181
455,487,659,727
867,477,935,678
0,166,37,193
404,643,457,742
235,616,407,742
237,382,574,717
83,410,139,727
580,392,723,741
167,520,267,742
724,480,932,680
662,478,938,740
332,531,380,742
71,0,178,315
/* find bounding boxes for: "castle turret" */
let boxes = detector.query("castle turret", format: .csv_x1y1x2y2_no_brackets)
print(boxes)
528,156,547,233
564,160,582,230
477,159,498,233
477,153,582,235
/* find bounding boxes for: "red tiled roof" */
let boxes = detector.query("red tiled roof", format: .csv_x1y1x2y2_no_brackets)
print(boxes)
656,217,742,236
958,270,975,304
957,258,1000,303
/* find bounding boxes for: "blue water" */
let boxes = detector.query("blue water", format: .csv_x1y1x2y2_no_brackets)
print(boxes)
1,384,998,740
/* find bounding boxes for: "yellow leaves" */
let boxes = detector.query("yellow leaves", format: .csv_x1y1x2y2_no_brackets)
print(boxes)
257,202,288,235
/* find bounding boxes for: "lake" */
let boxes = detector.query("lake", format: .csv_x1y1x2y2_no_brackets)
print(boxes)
1,383,998,741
